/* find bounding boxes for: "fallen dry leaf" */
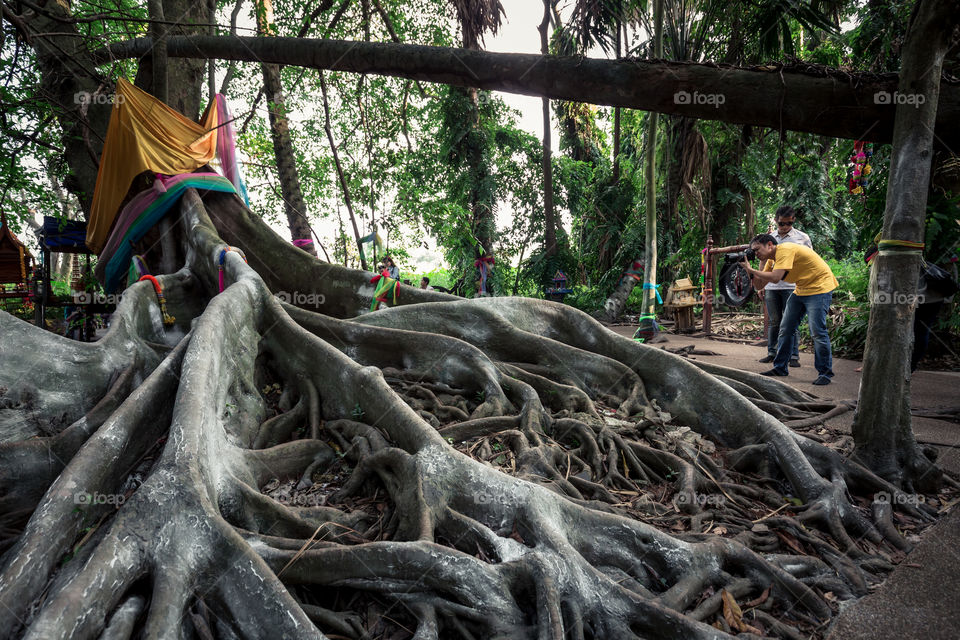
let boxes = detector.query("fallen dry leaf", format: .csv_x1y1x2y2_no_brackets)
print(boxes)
721,589,763,635
743,584,771,608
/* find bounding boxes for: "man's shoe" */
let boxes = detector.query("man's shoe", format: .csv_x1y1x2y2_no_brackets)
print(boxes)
760,369,788,377
812,375,831,385
789,359,801,368
758,355,775,363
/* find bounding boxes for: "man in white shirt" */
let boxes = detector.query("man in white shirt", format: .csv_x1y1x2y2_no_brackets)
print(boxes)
759,205,812,367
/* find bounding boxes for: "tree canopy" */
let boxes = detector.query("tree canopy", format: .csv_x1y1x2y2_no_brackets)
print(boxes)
1,1,959,639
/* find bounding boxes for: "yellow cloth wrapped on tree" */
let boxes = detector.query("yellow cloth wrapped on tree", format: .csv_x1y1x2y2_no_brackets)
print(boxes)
87,78,220,253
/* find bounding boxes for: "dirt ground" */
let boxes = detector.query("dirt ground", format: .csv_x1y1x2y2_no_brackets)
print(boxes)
607,323,960,639
607,324,960,475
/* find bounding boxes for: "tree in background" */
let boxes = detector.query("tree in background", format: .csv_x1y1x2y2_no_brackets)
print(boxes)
1,2,954,638
447,0,503,292
255,0,318,256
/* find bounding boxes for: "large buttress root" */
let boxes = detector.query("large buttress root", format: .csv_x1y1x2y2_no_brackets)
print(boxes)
0,190,950,639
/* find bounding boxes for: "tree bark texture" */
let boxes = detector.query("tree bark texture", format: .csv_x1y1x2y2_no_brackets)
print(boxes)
319,72,367,271
641,0,663,319
95,35,960,149
540,0,556,260
0,187,934,639
0,7,952,637
851,0,957,491
256,0,318,256
159,0,209,120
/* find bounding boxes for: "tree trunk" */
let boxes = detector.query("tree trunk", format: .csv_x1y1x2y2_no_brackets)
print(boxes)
720,125,754,243
161,0,209,120
97,35,960,149
458,33,495,283
1,5,951,637
640,0,663,319
319,72,367,271
0,183,929,639
604,0,663,324
612,14,622,184
466,87,495,268
540,0,556,261
147,0,168,104
256,0,318,257
851,0,956,492
148,0,180,276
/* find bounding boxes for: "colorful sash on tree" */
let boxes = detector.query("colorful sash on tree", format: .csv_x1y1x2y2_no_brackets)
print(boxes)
642,282,663,304
370,271,399,311
218,246,247,292
633,314,661,343
211,94,250,206
358,231,382,265
138,274,175,325
97,172,238,293
475,255,495,294
88,79,250,253
126,254,150,289
622,259,644,283
877,238,925,256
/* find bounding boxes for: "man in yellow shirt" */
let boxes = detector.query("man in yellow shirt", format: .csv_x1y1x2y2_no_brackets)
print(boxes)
743,233,839,385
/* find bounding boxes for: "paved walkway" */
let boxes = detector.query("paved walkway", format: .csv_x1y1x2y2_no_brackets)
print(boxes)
607,325,960,640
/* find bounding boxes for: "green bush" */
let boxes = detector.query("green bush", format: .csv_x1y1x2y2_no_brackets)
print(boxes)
825,258,871,358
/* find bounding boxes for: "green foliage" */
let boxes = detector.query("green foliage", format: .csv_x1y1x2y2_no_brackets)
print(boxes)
4,0,955,358
850,0,915,72
517,232,578,297
748,0,839,58
825,257,872,357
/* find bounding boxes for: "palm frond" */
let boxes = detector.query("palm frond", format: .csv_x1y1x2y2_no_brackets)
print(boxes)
448,0,505,49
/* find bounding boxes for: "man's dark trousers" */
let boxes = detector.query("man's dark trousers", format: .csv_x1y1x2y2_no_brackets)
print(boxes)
764,289,798,359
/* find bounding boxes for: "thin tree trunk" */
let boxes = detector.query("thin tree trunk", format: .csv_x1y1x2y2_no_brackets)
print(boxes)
148,0,167,104
207,0,216,99
601,0,663,324
539,0,556,261
359,0,377,266
719,124,753,243
612,12,621,184
218,0,246,95
851,0,955,491
665,116,682,241
147,0,178,276
641,0,664,318
319,72,367,271
256,0,317,256
356,78,378,267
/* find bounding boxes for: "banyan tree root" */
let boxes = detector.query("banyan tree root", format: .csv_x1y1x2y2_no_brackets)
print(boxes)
0,189,951,640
